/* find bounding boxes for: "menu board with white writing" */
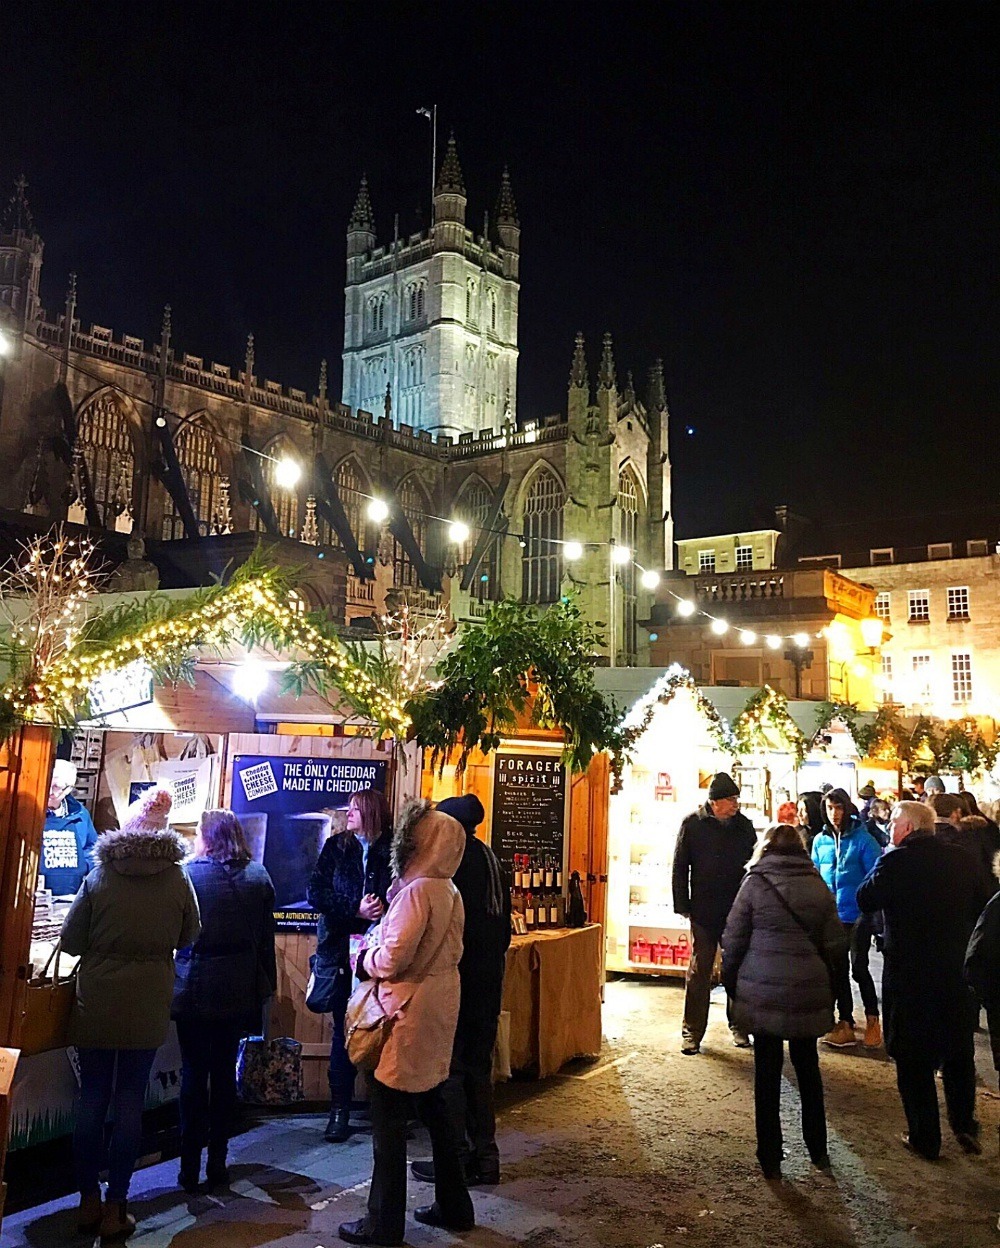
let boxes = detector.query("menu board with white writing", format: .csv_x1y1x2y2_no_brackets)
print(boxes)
491,751,566,877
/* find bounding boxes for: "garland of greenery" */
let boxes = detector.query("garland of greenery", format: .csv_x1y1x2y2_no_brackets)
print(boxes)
402,597,630,779
733,685,808,764
620,663,736,756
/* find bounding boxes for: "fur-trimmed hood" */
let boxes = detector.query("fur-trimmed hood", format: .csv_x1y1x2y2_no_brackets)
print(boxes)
392,798,465,882
94,827,190,876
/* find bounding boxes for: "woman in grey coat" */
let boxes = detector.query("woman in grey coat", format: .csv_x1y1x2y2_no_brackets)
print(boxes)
61,787,200,1241
722,823,845,1180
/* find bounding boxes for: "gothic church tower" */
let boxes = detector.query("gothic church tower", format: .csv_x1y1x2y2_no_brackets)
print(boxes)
341,137,520,437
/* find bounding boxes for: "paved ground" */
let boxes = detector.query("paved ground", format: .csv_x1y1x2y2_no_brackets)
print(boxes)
4,977,998,1248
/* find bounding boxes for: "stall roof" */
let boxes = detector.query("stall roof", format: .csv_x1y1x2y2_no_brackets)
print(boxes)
594,668,874,741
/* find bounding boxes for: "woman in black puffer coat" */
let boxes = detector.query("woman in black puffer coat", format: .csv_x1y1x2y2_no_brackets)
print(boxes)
173,809,276,1192
723,824,846,1181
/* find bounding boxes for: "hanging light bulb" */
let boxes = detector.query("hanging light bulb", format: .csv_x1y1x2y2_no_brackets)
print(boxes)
676,599,696,617
232,657,269,702
274,457,302,489
448,519,470,544
765,634,782,650
640,568,660,590
563,541,584,561
792,632,810,648
612,544,632,565
710,618,729,636
739,629,757,645
367,497,389,523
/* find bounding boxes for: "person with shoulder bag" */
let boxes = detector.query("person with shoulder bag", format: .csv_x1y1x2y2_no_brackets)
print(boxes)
61,787,201,1241
172,809,277,1192
338,799,472,1247
307,788,392,1143
723,823,846,1181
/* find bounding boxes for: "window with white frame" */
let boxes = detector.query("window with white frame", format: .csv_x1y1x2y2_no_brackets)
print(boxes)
947,586,970,619
967,539,989,557
911,653,932,702
928,542,953,560
735,545,753,570
870,548,894,565
908,589,930,622
880,654,893,701
699,549,716,573
874,592,891,621
952,652,973,704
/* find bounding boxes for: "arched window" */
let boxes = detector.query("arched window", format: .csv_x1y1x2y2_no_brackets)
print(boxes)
405,282,425,322
253,437,301,539
400,346,426,426
393,475,430,590
162,416,222,539
75,389,136,530
466,280,477,325
455,477,497,600
618,469,640,665
521,467,564,604
362,355,386,415
327,457,369,551
367,295,386,335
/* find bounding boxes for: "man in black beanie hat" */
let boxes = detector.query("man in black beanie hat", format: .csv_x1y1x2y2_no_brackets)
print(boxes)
412,794,511,1186
672,772,757,1054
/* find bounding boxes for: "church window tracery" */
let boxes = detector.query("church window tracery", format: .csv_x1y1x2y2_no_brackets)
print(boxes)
455,477,497,600
393,475,430,590
521,467,564,604
253,436,301,539
162,415,223,539
618,468,640,664
75,389,136,531
404,282,426,322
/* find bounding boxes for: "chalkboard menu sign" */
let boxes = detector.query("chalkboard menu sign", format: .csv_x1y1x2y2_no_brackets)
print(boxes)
491,751,566,877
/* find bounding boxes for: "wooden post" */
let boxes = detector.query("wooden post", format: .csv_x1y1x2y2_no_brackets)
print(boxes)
0,724,54,1226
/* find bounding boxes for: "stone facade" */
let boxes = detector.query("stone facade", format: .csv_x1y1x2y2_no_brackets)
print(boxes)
342,139,519,438
675,528,780,576
0,175,672,663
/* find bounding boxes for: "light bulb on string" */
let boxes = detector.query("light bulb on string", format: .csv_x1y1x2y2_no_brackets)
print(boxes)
765,634,782,650
611,544,632,566
710,618,729,636
563,541,584,562
640,569,660,590
676,599,696,617
367,498,389,523
274,458,302,490
739,629,757,645
447,519,470,544
792,632,810,648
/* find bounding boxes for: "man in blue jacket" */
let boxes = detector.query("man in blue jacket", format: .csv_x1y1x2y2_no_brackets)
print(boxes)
42,759,98,896
811,787,883,1048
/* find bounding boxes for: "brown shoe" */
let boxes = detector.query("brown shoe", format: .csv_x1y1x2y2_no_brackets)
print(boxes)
99,1200,136,1242
863,1016,883,1049
822,1020,857,1047
77,1191,102,1233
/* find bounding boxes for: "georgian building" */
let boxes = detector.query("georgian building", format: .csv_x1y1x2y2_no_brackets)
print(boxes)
0,154,673,665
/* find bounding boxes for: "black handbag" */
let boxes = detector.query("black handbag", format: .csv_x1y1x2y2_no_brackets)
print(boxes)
305,953,342,1014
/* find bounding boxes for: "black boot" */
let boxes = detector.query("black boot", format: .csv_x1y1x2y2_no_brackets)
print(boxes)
325,1107,352,1143
205,1149,230,1189
178,1149,201,1193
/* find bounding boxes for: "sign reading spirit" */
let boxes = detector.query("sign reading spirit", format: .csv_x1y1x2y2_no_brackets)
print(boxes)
490,751,566,881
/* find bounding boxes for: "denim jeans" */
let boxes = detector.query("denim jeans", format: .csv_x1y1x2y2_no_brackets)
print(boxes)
74,1047,157,1201
328,971,356,1109
175,1018,244,1164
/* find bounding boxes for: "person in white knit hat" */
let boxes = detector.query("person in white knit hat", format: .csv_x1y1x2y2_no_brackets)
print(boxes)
61,786,201,1241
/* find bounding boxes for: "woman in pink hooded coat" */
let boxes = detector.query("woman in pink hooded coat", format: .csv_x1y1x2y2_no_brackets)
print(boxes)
339,798,474,1247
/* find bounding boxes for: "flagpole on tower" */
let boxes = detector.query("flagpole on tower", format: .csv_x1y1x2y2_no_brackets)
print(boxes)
416,105,437,219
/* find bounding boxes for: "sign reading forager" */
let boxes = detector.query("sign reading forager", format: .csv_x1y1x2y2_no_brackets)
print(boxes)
230,754,388,930
491,751,566,878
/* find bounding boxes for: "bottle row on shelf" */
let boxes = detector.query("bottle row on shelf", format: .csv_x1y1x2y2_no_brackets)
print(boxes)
511,888,564,935
511,854,562,892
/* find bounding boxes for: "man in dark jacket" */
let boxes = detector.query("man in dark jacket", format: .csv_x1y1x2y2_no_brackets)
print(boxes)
672,772,757,1055
42,759,98,896
930,792,996,893
857,800,988,1160
412,794,511,1186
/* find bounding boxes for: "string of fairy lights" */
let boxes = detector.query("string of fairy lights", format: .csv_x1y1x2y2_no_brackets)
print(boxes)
22,332,883,656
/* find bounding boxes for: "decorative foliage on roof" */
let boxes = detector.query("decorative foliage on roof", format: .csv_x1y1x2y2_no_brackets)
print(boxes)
733,685,808,765
621,663,736,756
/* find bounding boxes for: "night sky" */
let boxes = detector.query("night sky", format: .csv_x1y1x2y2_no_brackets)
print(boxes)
2,3,996,534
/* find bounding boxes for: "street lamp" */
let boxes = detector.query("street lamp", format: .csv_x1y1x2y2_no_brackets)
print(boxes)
860,615,884,651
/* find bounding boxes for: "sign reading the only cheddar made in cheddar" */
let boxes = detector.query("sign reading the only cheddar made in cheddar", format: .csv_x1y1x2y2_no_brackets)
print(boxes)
491,752,566,881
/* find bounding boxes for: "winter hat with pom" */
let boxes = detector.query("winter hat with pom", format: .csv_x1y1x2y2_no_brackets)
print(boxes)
120,786,173,835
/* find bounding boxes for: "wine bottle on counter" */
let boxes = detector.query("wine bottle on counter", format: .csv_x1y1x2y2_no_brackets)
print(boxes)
548,892,561,927
544,856,555,889
555,863,563,890
525,891,536,930
531,857,542,889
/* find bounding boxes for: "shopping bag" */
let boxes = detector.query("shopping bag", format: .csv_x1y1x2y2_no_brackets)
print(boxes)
344,980,396,1070
236,1036,304,1105
21,943,76,1056
305,954,342,1014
